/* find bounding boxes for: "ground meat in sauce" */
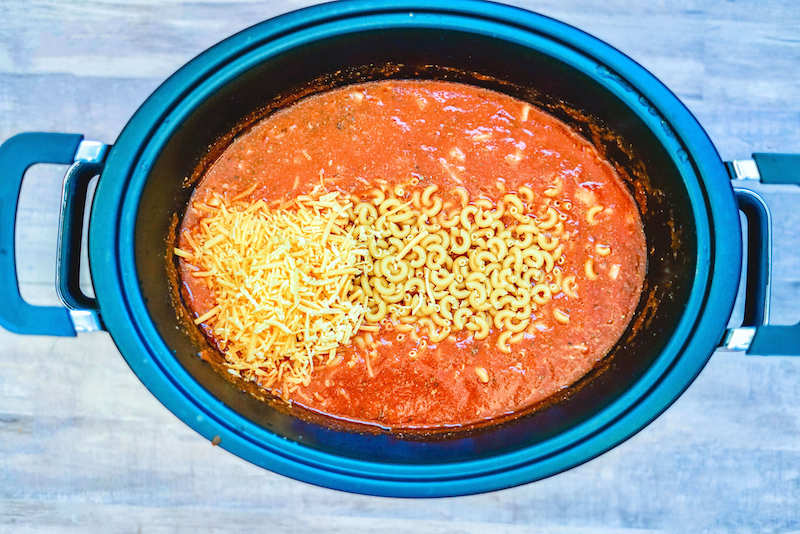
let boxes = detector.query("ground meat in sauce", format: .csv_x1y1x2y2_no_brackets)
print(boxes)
178,80,647,429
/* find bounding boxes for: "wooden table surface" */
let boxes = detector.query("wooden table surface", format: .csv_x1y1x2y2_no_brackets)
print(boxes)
1,1,798,532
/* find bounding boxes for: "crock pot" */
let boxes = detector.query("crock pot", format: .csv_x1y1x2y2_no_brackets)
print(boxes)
0,1,797,497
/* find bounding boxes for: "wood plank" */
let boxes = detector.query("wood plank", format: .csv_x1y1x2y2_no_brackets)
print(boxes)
0,1,798,531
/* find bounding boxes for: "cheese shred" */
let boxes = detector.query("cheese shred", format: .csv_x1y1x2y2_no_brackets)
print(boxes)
178,191,368,395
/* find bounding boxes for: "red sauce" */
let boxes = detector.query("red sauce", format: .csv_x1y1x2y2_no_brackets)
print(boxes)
179,80,646,429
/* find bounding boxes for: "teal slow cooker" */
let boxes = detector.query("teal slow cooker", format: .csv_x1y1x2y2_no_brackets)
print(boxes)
0,1,798,497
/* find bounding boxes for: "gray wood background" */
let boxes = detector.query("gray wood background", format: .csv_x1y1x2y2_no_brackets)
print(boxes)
1,1,798,532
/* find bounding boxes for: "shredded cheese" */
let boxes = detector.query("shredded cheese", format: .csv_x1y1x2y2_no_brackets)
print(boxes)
178,192,368,395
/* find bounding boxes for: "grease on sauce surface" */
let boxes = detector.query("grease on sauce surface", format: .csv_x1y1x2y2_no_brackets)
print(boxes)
179,80,646,428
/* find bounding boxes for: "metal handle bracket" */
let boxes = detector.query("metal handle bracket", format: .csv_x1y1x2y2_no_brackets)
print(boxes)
725,154,800,355
56,140,109,333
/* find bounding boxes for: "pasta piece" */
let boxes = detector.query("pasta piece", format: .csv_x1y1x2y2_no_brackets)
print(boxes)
586,205,604,225
553,309,570,324
585,258,599,280
475,366,490,383
544,178,562,197
497,331,513,353
595,243,611,256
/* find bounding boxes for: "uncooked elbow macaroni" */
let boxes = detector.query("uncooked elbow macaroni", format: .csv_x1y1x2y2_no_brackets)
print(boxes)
342,183,591,352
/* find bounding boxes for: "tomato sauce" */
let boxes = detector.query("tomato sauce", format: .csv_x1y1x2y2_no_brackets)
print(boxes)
179,80,646,429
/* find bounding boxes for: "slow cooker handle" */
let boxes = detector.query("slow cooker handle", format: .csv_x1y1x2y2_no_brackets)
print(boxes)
726,153,800,355
0,132,104,336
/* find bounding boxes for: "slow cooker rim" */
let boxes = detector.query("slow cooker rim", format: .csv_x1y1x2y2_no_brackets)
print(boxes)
88,0,741,496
